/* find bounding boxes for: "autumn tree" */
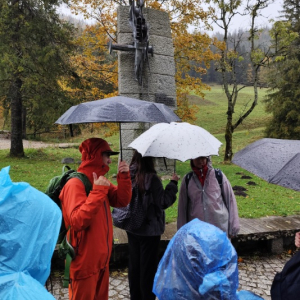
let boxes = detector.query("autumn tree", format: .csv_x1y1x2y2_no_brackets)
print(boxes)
211,0,278,161
67,0,219,123
0,0,75,156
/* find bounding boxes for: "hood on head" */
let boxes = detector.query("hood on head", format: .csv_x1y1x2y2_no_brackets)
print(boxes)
79,138,115,160
153,219,239,300
190,156,213,169
78,138,119,179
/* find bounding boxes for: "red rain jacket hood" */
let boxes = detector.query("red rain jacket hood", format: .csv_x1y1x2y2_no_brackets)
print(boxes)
77,138,113,182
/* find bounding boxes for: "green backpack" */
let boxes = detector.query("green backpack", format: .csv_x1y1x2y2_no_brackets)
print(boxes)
45,165,92,287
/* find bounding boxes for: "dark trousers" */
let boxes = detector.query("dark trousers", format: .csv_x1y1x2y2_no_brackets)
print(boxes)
126,232,161,300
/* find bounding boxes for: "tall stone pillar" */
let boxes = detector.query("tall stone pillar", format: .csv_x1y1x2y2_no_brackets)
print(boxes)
117,5,177,173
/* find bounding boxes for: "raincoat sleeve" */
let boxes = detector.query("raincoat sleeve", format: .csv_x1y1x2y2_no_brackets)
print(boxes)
60,178,110,232
177,175,188,230
222,173,240,237
108,170,132,208
150,175,178,209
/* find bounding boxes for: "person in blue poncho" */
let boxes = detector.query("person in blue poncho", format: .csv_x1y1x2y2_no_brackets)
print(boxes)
0,166,61,300
153,218,263,300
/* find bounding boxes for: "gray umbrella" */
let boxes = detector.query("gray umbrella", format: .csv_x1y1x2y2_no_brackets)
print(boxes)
55,96,181,160
232,138,300,191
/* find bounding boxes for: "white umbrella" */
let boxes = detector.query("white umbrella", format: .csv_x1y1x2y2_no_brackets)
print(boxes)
128,122,222,162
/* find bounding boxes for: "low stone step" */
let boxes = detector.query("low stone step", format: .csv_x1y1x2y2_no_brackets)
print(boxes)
111,215,300,267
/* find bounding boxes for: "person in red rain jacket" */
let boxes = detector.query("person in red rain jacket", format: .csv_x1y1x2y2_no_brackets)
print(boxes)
59,138,132,300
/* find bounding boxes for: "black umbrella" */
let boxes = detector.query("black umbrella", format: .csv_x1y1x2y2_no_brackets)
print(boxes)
55,96,181,160
232,138,300,192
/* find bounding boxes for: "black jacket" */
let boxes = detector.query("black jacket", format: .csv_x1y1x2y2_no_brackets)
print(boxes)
128,172,178,236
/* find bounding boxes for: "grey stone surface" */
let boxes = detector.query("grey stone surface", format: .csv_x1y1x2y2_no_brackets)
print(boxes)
49,253,292,300
118,6,172,38
61,157,74,164
149,35,174,56
118,53,175,76
117,6,132,34
271,238,284,254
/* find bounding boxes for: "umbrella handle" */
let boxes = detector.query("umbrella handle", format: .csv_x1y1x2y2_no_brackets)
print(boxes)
163,157,167,170
119,123,123,161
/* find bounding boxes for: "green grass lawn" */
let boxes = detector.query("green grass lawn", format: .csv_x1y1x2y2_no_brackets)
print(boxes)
1,85,299,222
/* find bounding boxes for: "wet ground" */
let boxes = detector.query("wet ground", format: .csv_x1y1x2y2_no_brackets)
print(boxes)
48,251,292,300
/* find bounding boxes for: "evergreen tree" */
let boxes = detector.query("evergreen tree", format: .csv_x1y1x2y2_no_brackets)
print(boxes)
0,0,75,156
264,0,300,139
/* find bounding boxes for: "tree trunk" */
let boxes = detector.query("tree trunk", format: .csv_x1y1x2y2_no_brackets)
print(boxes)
224,126,233,161
22,106,27,139
10,77,24,157
224,108,233,161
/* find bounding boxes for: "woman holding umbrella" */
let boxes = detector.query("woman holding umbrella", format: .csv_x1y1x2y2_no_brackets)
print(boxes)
112,150,179,300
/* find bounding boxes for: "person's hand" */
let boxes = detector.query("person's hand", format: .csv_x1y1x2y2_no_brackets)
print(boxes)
171,173,179,182
295,232,300,248
93,172,110,186
118,161,129,173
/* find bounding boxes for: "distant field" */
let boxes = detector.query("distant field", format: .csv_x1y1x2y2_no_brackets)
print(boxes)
1,85,299,220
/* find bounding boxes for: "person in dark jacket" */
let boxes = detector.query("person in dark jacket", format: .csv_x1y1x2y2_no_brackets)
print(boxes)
113,150,178,300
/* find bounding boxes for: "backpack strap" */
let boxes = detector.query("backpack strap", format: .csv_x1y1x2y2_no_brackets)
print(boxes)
214,168,223,186
63,253,72,288
62,227,75,288
185,171,193,222
68,172,93,196
214,168,228,211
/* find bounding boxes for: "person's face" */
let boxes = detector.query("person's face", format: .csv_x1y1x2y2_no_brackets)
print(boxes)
192,156,207,169
102,153,112,166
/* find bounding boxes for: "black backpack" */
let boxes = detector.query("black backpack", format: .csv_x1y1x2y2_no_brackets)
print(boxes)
271,250,300,300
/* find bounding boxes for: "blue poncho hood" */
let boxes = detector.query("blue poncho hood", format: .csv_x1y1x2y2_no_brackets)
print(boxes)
153,219,263,300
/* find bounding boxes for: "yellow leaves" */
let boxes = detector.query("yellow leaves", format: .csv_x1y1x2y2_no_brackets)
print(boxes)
270,21,299,56
250,49,264,65
176,92,199,122
147,1,162,10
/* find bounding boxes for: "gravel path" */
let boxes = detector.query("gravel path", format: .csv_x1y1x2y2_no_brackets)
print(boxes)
0,138,76,150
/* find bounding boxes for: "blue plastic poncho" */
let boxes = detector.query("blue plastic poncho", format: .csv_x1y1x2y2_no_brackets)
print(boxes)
153,219,263,300
0,166,62,300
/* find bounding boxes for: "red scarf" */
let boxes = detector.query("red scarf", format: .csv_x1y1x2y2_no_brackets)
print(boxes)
192,164,208,186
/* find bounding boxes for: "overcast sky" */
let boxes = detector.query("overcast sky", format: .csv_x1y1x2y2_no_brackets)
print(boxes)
58,0,284,31
226,0,284,30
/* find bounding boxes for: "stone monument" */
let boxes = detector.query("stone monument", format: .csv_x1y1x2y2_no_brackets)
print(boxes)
110,1,177,172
